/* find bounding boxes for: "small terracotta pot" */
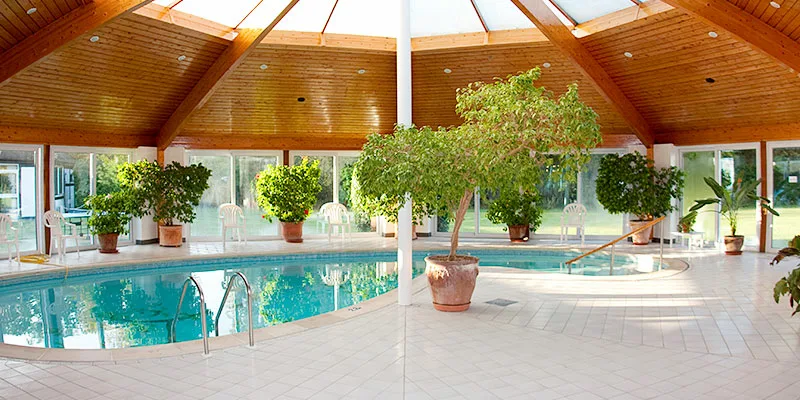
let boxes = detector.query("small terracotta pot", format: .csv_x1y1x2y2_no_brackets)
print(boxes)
392,224,419,240
97,233,119,254
425,255,479,312
507,225,529,243
159,225,183,247
629,220,653,245
724,235,744,255
280,221,304,243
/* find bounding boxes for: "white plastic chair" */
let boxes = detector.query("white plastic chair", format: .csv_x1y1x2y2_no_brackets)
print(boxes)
44,210,80,261
219,203,247,247
323,203,352,241
560,203,587,246
317,202,334,232
0,214,20,265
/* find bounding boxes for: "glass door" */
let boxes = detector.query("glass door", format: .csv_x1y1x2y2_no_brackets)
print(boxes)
95,153,132,244
235,155,279,237
292,154,334,236
53,152,92,247
0,147,38,254
189,154,232,238
769,145,800,249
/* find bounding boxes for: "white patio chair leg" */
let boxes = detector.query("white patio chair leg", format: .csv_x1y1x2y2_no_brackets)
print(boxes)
15,241,19,265
74,237,80,258
222,227,227,248
48,236,54,257
327,224,332,242
7,243,11,264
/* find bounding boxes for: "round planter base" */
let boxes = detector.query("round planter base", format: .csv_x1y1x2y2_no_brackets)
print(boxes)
98,249,119,254
432,302,471,312
159,225,183,247
724,235,744,255
725,250,743,255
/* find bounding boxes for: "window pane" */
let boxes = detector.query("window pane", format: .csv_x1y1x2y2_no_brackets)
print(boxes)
235,155,279,236
772,147,800,248
682,151,717,243
338,156,374,233
720,150,758,246
96,153,131,242
478,189,505,234
0,150,36,252
437,194,476,234
293,155,334,235
53,152,92,247
537,163,577,235
581,154,623,236
190,155,231,237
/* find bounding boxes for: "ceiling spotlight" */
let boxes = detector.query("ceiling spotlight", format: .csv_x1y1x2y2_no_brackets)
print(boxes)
297,97,306,102
542,62,551,68
705,77,716,83
89,35,100,43
357,69,366,74
770,1,780,8
26,7,37,14
708,31,718,38
623,51,633,58
259,64,268,70
177,55,186,61
443,68,452,74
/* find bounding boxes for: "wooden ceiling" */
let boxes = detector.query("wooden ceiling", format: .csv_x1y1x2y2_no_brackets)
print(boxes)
0,0,82,52
1,1,800,149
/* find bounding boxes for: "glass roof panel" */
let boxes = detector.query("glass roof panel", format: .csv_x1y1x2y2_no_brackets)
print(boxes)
410,0,484,37
324,0,398,37
274,0,337,32
473,0,535,31
171,0,262,27
239,0,295,28
550,0,635,24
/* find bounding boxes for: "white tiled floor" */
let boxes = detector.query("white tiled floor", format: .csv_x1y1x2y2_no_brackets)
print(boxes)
0,238,799,399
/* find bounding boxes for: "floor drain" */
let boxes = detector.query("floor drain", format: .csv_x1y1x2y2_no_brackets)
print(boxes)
485,298,517,307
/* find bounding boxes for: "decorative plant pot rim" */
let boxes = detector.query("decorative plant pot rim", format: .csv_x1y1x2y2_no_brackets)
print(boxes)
425,255,480,266
631,219,655,222
724,235,745,238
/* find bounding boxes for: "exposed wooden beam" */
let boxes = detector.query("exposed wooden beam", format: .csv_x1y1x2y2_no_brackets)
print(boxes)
0,126,155,147
512,0,655,147
0,0,154,86
656,122,800,146
573,1,672,37
759,140,767,253
42,144,50,253
172,135,369,150
411,28,547,52
156,0,300,150
661,0,800,74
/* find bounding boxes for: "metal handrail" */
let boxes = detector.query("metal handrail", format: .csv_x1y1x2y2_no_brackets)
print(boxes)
565,216,666,275
170,276,209,355
214,271,254,347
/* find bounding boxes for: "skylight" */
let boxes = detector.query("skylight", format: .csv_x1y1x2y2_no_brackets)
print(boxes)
550,0,637,24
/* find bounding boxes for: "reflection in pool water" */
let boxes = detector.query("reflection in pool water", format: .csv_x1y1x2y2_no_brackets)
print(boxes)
0,250,643,349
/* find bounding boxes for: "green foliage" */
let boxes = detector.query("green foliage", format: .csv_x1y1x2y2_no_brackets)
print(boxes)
84,192,135,235
689,177,778,236
678,211,697,233
771,238,800,316
118,161,212,226
596,153,685,220
95,154,126,195
349,167,429,224
255,158,322,223
354,68,602,258
486,191,543,232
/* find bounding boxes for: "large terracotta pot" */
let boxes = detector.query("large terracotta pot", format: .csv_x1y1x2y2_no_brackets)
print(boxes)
97,233,119,254
280,221,304,243
507,225,529,243
629,220,653,245
392,224,419,240
425,255,479,312
724,235,744,255
159,225,183,247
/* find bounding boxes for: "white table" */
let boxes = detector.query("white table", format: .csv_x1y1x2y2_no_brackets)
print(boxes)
670,231,705,250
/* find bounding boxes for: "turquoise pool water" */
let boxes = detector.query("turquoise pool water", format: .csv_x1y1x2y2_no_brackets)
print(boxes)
0,250,643,349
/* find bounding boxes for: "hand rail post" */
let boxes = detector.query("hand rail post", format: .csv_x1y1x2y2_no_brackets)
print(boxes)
171,276,209,355
610,243,615,276
659,219,665,271
214,272,255,348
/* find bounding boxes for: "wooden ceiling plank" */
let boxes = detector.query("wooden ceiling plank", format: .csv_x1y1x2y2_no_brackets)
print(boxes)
512,0,655,147
155,0,300,150
662,0,800,74
0,0,154,86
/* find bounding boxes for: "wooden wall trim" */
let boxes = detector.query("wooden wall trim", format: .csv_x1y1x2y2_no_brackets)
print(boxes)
656,123,800,146
512,0,655,147
155,0,300,150
42,144,50,253
0,0,154,86
0,126,155,147
760,140,767,253
662,0,800,74
171,135,368,151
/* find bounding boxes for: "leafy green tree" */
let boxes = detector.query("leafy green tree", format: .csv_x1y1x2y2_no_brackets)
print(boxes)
255,158,322,223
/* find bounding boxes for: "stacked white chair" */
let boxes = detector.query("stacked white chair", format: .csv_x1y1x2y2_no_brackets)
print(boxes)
0,214,20,265
43,210,80,261
218,203,247,247
560,203,587,246
323,203,352,241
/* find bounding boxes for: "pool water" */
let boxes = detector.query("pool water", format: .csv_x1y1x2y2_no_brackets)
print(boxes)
0,250,645,349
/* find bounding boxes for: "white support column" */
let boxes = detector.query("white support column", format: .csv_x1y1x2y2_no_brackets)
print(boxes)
396,0,413,306
133,146,158,244
653,144,678,242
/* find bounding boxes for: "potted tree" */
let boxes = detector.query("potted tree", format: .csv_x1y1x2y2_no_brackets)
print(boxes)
486,191,543,243
349,169,427,239
118,161,211,247
689,177,778,255
596,153,684,245
84,192,135,253
770,235,800,315
355,68,601,312
255,158,322,243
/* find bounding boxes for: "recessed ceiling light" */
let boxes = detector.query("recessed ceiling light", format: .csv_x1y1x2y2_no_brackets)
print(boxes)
705,77,716,83
259,64,268,70
357,69,366,74
89,35,100,43
443,68,452,74
770,1,780,8
26,7,36,15
623,51,633,58
177,55,186,61
708,31,718,38
297,97,306,102
542,62,551,68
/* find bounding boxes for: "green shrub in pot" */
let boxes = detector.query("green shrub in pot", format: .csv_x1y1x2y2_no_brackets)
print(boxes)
255,158,322,242
84,192,135,253
486,191,543,242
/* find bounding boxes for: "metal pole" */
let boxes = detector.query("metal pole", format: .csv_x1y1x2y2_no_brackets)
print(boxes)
214,272,254,348
197,283,209,356
567,262,572,275
659,220,665,271
610,243,615,276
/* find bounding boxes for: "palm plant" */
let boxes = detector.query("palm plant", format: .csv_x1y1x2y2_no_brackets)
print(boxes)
689,177,778,237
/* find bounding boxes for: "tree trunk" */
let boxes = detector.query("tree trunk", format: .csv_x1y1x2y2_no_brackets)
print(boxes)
449,188,474,260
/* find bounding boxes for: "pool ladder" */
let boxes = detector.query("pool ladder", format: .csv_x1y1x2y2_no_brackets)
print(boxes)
169,272,255,355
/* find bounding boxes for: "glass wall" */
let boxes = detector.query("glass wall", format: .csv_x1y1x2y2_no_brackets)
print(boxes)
235,155,279,236
537,163,577,235
338,156,373,233
771,146,800,249
0,148,38,253
189,155,231,237
293,155,333,235
682,151,717,242
720,149,758,245
95,153,132,241
580,153,623,236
